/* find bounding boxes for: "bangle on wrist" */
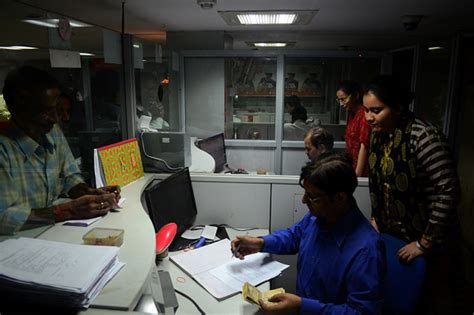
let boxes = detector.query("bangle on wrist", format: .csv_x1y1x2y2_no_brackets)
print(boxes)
54,204,70,221
416,240,427,253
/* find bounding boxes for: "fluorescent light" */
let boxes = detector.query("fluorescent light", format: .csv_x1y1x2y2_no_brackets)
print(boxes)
23,19,56,28
237,13,296,25
0,45,38,50
80,52,95,56
254,42,288,47
428,46,443,51
22,19,91,28
133,44,140,48
219,10,317,26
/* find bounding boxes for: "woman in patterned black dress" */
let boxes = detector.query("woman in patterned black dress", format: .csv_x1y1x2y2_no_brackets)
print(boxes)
363,75,467,315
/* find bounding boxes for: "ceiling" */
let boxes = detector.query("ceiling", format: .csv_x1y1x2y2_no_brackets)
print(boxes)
4,0,474,51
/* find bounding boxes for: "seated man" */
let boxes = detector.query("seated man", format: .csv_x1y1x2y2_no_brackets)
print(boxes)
303,127,334,161
231,153,386,314
0,66,120,235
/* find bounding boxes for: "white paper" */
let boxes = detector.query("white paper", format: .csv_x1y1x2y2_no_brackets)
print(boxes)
0,238,120,292
49,49,81,68
63,216,101,227
169,239,288,300
93,149,105,188
201,225,218,240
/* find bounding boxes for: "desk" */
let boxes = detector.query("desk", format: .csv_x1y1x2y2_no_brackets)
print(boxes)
157,228,270,315
0,175,157,312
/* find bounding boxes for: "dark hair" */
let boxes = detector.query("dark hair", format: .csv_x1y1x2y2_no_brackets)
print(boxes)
291,105,307,123
364,75,415,113
305,127,334,151
285,95,307,122
2,66,58,113
299,152,357,196
284,95,301,108
337,80,362,104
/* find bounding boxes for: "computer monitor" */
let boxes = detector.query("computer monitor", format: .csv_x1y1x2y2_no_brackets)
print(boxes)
144,167,197,239
196,133,227,173
139,131,191,173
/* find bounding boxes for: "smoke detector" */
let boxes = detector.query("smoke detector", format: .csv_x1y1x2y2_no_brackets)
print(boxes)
197,0,216,9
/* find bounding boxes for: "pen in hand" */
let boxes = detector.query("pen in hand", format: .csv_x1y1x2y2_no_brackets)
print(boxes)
231,243,241,258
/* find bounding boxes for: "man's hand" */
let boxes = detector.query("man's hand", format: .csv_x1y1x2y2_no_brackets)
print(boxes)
69,183,121,208
397,241,424,263
96,185,121,207
259,293,301,314
63,193,117,220
231,236,264,260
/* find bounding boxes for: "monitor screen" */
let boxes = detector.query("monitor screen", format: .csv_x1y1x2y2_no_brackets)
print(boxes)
196,133,227,173
144,167,197,237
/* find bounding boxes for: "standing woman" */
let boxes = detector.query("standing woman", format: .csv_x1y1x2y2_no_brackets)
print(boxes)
336,80,371,176
363,75,466,314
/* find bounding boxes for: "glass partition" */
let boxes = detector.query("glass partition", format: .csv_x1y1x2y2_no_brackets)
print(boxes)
0,0,124,185
225,57,277,140
134,39,179,132
416,43,452,129
283,57,380,141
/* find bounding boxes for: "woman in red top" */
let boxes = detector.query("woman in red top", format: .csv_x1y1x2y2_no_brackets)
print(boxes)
336,80,371,176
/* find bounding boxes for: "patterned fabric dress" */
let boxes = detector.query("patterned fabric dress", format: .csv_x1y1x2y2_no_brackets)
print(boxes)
368,112,460,246
345,106,371,176
368,112,466,314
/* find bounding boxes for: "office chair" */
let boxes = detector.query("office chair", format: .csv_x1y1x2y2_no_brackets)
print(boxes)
381,233,426,315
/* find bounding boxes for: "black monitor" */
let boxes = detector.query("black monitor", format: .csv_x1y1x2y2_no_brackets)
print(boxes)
144,167,197,242
196,133,227,173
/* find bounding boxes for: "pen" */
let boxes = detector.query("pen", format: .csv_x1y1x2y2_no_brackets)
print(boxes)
231,243,241,258
194,237,206,249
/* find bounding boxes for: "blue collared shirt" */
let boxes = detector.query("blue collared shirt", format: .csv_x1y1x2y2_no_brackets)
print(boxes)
263,206,386,315
0,123,84,234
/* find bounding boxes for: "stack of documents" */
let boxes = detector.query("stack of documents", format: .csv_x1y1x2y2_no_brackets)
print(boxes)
170,239,289,300
0,237,124,309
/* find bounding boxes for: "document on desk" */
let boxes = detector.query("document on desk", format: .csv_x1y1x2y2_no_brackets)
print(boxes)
0,237,125,308
170,239,289,300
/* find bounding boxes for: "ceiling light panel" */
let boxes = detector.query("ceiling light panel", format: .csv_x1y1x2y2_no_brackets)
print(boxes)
0,45,38,50
22,19,91,28
219,10,318,26
237,13,296,25
254,43,287,47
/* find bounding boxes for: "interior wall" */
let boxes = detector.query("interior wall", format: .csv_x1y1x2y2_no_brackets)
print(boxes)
184,57,225,138
456,35,474,298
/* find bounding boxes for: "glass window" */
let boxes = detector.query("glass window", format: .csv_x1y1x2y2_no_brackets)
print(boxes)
0,0,124,186
417,43,451,129
283,57,380,141
225,57,277,140
134,40,179,132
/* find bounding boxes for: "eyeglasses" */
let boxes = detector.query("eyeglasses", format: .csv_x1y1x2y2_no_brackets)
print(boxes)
304,192,326,204
335,94,351,105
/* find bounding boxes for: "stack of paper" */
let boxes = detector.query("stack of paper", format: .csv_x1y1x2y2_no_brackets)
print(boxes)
0,237,124,309
170,239,289,300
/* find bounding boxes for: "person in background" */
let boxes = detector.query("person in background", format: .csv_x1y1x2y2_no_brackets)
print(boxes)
231,153,386,315
303,126,334,161
149,100,169,130
284,95,320,140
0,66,120,235
363,75,467,314
336,80,371,177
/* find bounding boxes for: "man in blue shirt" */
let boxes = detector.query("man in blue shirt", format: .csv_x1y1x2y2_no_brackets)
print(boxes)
232,153,386,314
